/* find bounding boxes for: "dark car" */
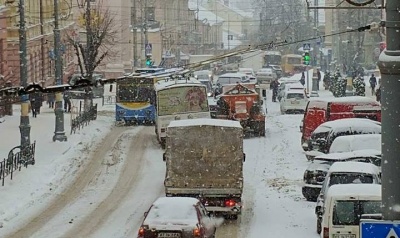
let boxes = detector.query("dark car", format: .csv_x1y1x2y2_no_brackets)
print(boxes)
302,149,381,201
137,197,217,238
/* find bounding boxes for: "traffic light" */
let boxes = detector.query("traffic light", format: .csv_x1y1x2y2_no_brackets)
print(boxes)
303,52,311,65
146,55,152,67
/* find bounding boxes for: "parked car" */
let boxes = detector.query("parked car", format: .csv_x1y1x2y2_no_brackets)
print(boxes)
256,68,277,85
137,197,217,238
238,68,255,76
319,184,381,237
300,96,381,146
303,118,381,157
302,149,381,201
277,82,304,101
315,161,381,234
280,89,308,114
329,134,381,154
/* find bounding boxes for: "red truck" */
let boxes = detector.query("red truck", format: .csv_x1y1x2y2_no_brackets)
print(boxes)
301,96,381,147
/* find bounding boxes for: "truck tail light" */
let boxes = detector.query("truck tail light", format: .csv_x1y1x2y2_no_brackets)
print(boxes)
323,227,329,238
225,199,236,207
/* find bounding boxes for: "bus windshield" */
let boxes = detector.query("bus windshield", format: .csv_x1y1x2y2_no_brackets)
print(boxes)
264,55,282,65
157,86,209,116
288,57,302,64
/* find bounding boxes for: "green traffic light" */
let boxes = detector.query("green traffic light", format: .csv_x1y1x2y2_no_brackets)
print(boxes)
304,53,310,65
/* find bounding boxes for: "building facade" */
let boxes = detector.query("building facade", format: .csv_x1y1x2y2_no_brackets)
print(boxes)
2,0,75,87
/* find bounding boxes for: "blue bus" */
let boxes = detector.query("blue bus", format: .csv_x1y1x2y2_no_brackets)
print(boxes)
116,76,157,125
115,68,185,125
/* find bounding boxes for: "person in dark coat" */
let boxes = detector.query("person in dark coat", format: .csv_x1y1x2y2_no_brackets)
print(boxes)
63,92,72,113
369,74,377,96
316,69,321,90
35,92,43,114
47,93,55,108
376,86,381,102
300,72,306,86
270,79,280,102
30,95,37,118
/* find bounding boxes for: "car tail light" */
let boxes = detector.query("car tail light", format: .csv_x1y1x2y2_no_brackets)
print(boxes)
193,228,201,237
138,226,146,237
225,199,236,207
323,227,329,238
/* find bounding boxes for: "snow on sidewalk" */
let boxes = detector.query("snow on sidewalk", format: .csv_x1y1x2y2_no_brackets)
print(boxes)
0,103,114,232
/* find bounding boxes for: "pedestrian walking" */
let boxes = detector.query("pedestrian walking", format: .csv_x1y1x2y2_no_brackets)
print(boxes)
35,92,43,114
29,95,37,118
47,93,55,108
270,79,280,102
376,87,381,102
369,74,377,96
63,92,72,113
316,69,321,90
300,72,305,86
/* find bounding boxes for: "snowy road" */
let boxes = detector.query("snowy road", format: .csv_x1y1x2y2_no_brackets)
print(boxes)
2,94,325,238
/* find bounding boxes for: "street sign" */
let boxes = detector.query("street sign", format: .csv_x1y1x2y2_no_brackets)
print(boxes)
360,220,400,238
145,43,152,51
303,43,311,51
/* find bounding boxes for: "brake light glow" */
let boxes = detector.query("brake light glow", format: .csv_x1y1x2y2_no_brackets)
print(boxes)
323,227,329,238
193,228,201,237
225,199,236,207
138,227,146,237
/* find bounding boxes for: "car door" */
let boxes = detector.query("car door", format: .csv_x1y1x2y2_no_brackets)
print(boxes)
197,204,215,237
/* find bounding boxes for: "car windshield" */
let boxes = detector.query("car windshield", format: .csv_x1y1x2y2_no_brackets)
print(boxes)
329,173,374,186
333,200,381,225
196,74,209,80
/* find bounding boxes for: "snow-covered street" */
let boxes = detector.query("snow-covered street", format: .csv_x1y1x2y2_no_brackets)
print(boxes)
0,87,327,238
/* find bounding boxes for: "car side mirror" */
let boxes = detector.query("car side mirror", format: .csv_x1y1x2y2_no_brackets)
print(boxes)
243,153,246,162
302,142,309,151
163,153,166,162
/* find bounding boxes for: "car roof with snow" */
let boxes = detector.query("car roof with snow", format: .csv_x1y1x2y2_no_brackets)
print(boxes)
219,73,247,78
168,118,242,128
327,161,380,174
326,184,381,198
154,78,204,91
312,118,381,134
307,96,381,109
143,197,200,226
314,149,381,161
329,134,381,153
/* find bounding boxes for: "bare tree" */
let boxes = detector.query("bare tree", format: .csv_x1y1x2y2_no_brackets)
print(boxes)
66,0,117,109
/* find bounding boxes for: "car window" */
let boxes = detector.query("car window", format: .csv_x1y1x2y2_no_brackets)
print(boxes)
287,93,304,99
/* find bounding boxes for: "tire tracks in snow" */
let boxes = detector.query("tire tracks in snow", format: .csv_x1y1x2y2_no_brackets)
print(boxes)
62,127,152,237
6,126,131,238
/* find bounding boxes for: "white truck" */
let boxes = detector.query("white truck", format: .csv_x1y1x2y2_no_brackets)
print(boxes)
163,118,245,219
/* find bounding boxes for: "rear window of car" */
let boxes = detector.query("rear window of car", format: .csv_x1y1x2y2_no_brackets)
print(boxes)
146,203,198,221
287,93,304,99
329,173,374,186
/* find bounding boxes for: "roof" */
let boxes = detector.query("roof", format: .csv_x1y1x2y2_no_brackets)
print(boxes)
168,118,242,128
330,134,382,153
154,78,204,91
328,161,380,174
326,184,381,198
219,73,247,78
144,197,200,226
188,1,224,25
313,118,381,134
314,149,381,161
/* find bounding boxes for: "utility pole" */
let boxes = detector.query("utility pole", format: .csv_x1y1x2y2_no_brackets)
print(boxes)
53,0,67,142
132,0,138,69
39,0,46,86
18,0,31,149
176,1,181,66
378,0,400,221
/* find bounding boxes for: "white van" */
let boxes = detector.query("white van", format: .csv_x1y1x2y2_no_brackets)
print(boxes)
320,184,381,238
280,89,308,114
315,161,381,234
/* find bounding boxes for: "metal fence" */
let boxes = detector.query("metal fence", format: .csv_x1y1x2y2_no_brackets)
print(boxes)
0,142,36,186
70,104,98,134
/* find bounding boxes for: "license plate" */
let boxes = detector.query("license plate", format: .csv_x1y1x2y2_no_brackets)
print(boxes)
291,101,300,104
158,233,181,238
333,234,356,238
